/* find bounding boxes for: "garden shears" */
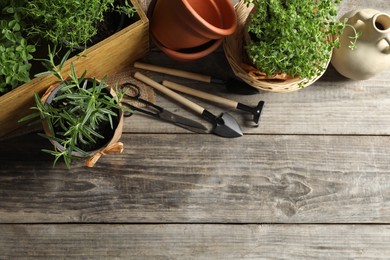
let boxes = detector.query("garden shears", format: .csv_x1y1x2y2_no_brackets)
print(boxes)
120,83,208,133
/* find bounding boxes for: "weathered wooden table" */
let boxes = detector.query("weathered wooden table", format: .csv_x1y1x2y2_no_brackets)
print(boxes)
1,0,390,258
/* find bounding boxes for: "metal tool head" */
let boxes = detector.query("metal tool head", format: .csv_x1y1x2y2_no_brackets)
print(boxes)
203,110,242,138
216,112,243,138
237,100,265,125
120,82,208,133
252,100,265,125
158,110,208,133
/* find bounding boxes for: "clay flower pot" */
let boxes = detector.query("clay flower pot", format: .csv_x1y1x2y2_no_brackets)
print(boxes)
152,36,224,62
150,0,237,61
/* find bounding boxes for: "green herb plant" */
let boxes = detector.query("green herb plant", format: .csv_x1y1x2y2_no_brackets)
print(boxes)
0,0,137,96
25,0,137,48
20,48,127,168
244,0,359,80
0,1,36,94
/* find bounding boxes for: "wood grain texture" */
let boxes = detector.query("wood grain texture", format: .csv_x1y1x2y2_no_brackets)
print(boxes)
5,54,390,137
123,50,390,135
1,133,390,223
1,1,390,258
1,224,390,259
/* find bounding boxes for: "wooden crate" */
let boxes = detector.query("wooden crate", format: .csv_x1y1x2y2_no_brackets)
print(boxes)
0,0,149,138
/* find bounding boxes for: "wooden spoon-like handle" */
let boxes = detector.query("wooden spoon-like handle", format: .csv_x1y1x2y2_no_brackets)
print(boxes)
134,72,205,115
162,80,238,108
134,62,211,83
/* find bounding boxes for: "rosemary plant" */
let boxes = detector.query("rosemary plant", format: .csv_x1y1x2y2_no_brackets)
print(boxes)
20,48,126,168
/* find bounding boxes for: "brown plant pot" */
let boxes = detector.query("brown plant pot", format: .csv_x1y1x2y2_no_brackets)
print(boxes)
152,34,223,62
150,0,237,50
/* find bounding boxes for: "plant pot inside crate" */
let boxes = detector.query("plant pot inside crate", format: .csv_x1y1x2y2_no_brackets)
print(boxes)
39,78,125,168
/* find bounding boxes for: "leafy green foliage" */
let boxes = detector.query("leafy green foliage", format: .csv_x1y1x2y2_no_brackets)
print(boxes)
244,0,352,79
20,49,126,168
25,0,137,48
0,0,136,96
0,0,36,94
114,0,137,18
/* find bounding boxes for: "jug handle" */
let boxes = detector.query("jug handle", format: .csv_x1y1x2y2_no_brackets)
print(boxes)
349,11,371,27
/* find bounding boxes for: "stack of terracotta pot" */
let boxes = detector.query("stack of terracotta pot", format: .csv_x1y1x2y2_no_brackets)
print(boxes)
149,0,237,62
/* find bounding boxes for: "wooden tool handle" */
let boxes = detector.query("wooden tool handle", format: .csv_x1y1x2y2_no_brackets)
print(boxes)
134,62,211,83
162,80,238,108
134,72,205,115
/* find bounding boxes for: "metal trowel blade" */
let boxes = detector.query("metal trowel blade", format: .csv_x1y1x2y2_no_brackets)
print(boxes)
213,112,243,138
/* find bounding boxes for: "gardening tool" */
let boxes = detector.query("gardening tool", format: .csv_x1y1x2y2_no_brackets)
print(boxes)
134,62,259,95
133,72,243,138
120,83,208,134
162,80,265,126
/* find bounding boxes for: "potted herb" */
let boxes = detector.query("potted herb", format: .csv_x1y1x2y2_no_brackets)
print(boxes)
244,0,347,80
20,49,126,168
224,0,358,92
0,0,149,138
25,0,137,49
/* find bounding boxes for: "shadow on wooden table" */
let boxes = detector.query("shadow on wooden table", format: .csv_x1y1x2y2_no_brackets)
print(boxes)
0,133,54,167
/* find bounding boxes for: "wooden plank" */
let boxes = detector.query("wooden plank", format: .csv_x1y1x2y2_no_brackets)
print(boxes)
1,133,390,223
4,56,390,137
137,0,151,12
338,0,390,17
0,224,389,259
127,51,390,136
0,1,388,258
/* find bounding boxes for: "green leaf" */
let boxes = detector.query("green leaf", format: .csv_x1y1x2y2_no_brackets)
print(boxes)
18,112,41,123
34,71,54,78
59,49,71,70
5,7,14,14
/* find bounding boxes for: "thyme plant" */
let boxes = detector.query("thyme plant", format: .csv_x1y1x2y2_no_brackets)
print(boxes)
21,48,126,168
244,0,357,79
25,0,137,48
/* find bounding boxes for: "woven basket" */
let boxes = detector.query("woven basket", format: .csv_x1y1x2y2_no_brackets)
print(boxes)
223,1,331,93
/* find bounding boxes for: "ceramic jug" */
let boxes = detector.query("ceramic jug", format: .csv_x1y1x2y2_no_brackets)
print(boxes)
331,9,390,80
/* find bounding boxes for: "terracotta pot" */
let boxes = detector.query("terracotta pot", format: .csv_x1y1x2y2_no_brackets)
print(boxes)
331,9,390,80
152,34,223,62
150,0,237,50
